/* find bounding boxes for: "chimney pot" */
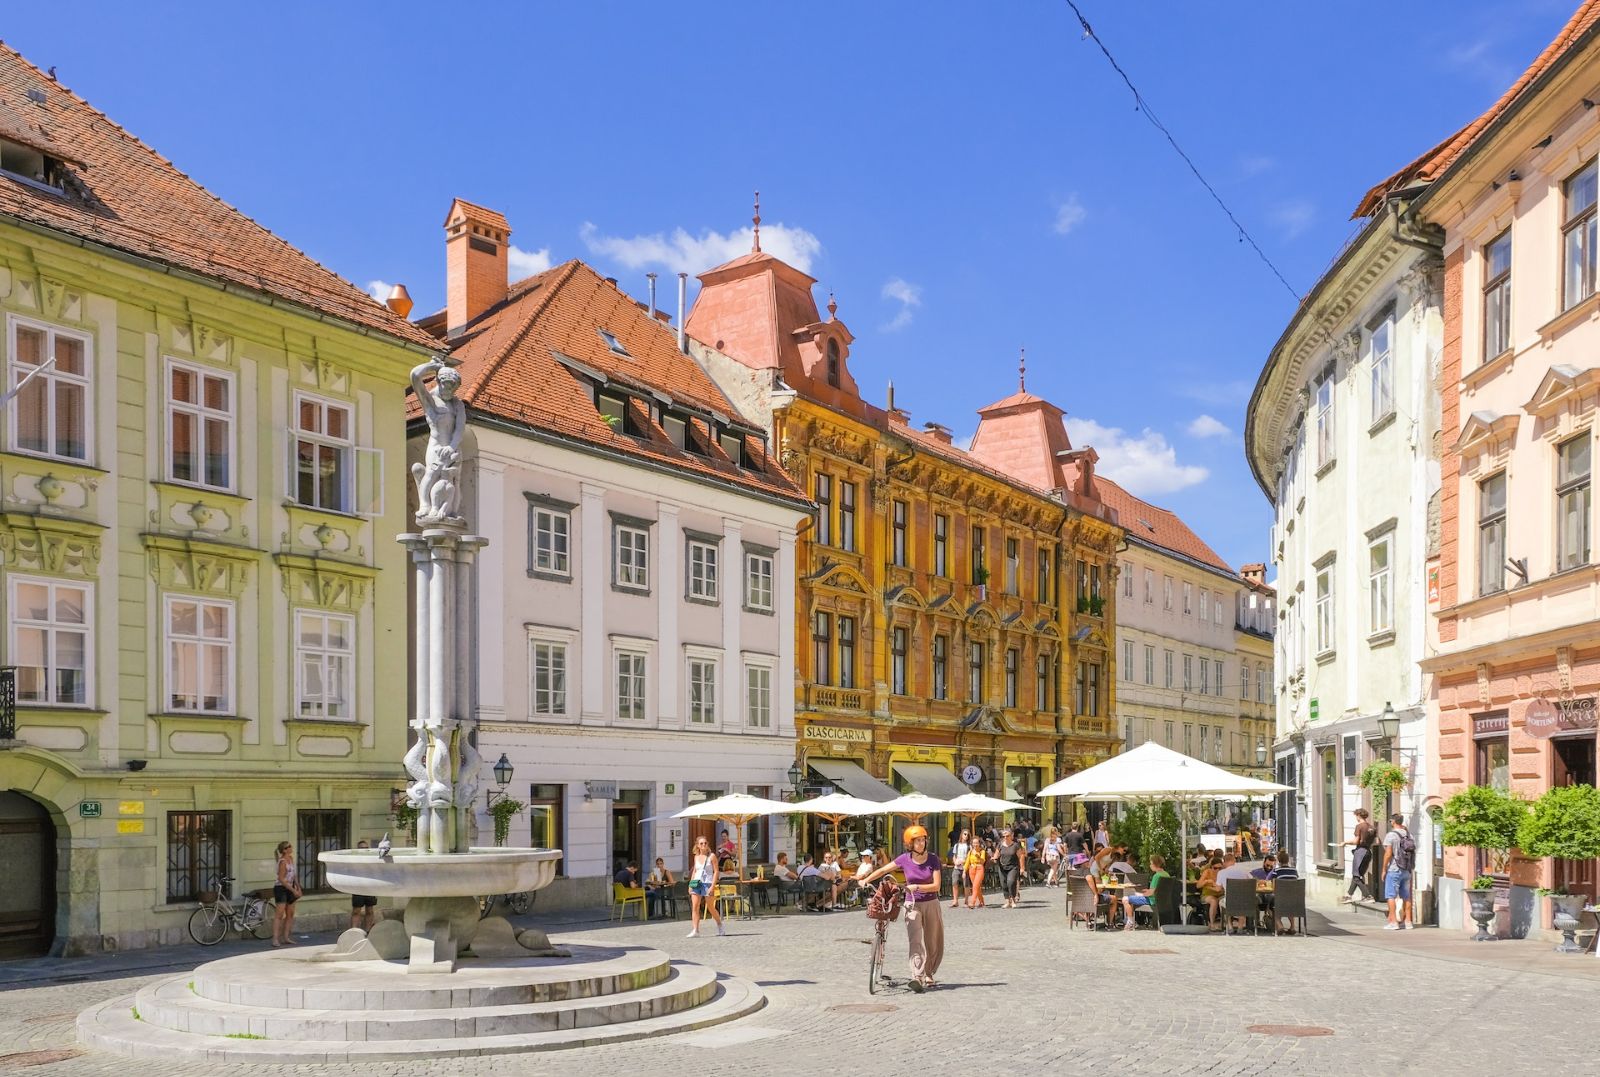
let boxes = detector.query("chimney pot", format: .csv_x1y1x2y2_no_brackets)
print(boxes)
445,200,510,336
384,283,414,319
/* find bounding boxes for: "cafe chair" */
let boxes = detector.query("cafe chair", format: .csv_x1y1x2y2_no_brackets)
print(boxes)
611,882,646,922
1066,875,1100,929
1273,878,1308,936
1153,875,1182,927
654,880,685,920
800,874,829,912
1223,878,1258,936
714,883,749,919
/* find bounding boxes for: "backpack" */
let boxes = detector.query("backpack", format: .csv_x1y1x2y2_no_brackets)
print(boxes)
1392,829,1417,872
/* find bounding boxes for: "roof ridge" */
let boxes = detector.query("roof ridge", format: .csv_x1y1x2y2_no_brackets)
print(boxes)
459,259,582,400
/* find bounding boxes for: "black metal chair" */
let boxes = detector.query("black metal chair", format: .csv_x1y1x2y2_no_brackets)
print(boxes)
800,874,828,912
1273,877,1307,936
1224,878,1259,935
1153,874,1182,927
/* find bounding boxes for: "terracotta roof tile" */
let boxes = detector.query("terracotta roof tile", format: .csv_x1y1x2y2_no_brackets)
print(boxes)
421,258,806,505
0,44,438,350
1353,1,1600,217
1095,477,1233,575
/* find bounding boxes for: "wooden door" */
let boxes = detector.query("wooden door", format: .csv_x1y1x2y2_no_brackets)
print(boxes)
0,793,56,958
1553,737,1598,901
610,804,639,878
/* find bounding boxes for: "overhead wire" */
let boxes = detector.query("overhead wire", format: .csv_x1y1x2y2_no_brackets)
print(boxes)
1063,0,1302,302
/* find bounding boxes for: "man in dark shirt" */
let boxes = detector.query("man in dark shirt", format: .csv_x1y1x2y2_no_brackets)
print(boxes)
1064,823,1086,866
614,862,640,888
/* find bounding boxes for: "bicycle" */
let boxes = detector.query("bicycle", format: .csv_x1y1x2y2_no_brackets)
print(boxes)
864,877,904,995
188,875,275,945
477,890,535,919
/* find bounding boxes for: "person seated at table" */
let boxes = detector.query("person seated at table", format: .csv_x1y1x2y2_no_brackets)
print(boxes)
1121,854,1170,930
1270,851,1299,880
1250,855,1277,882
614,861,641,888
1108,847,1137,877
817,851,845,910
716,830,737,862
1215,853,1256,932
717,856,739,881
797,854,827,911
1197,854,1226,929
1188,843,1210,869
847,850,877,905
644,858,674,919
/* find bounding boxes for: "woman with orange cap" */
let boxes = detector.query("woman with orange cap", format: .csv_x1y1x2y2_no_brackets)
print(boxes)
856,824,944,991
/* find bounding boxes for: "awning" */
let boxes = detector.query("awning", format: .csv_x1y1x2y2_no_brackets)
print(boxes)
893,761,972,800
810,759,897,803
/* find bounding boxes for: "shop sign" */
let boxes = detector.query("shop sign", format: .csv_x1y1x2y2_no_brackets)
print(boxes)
1308,699,1319,721
117,800,144,815
1524,697,1598,740
79,801,102,819
1473,712,1509,736
804,724,871,744
960,764,984,785
584,780,618,801
116,819,145,834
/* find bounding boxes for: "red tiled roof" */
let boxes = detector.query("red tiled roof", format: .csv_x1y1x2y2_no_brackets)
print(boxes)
417,258,807,506
1352,1,1600,217
443,198,508,232
0,44,438,350
1095,478,1233,575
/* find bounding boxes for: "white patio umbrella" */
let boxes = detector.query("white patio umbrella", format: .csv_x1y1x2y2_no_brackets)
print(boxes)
672,792,793,882
792,792,882,854
873,793,954,822
1037,741,1290,931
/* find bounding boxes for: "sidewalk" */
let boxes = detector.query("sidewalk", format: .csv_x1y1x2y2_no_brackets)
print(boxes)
1309,897,1600,981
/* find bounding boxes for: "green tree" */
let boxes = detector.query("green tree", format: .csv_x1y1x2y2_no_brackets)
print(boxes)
1516,785,1600,868
1109,803,1181,869
1440,784,1526,875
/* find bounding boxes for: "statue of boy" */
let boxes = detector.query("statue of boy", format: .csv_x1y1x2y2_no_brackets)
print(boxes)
410,359,465,524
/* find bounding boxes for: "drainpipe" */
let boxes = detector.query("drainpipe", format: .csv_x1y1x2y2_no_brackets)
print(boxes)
1389,199,1444,255
677,272,688,352
646,272,657,318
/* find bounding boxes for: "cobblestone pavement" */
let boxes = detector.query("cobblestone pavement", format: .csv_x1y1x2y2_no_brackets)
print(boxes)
5,892,1598,1077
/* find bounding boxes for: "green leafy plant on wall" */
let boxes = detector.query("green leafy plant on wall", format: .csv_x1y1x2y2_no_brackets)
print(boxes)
489,798,526,847
1516,785,1600,887
392,801,420,845
1357,760,1408,796
1440,784,1526,876
1109,803,1181,870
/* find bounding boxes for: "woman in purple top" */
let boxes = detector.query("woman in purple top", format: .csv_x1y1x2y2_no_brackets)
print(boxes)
858,825,944,992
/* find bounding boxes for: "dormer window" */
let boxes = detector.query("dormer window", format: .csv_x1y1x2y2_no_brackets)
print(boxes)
719,430,745,468
826,339,840,388
597,328,630,357
663,413,687,449
597,389,643,437
0,137,66,192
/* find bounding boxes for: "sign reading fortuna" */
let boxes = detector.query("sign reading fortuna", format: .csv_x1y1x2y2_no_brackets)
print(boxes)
1524,697,1598,739
804,724,871,744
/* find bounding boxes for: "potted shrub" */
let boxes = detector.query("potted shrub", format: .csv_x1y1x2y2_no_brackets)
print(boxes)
1357,760,1407,798
1517,784,1600,954
489,797,526,847
972,566,989,600
1440,785,1526,942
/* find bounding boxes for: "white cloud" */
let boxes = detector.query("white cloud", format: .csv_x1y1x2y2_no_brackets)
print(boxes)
1238,155,1275,178
508,244,552,279
365,279,392,302
1053,194,1088,236
1186,414,1232,439
579,221,822,275
880,276,922,332
1269,199,1315,240
1063,416,1209,497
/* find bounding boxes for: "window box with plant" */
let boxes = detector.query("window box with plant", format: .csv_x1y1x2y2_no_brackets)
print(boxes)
1517,784,1600,954
1441,784,1527,942
1357,760,1407,802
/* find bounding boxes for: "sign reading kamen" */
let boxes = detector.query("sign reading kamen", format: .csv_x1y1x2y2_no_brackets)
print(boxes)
804,724,871,744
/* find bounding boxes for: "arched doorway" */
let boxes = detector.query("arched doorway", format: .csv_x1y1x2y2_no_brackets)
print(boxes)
0,792,57,958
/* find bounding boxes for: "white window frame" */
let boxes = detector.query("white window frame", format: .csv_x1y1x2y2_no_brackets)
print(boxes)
1163,576,1173,611
1144,645,1154,686
8,574,93,707
1163,649,1173,689
1143,567,1154,604
527,626,575,719
744,550,774,612
1183,654,1193,692
293,609,355,720
1199,657,1209,695
1368,535,1393,635
1314,369,1336,469
1368,315,1394,425
1182,581,1193,616
614,523,650,591
165,357,236,492
165,594,235,715
744,658,775,730
1214,596,1224,624
1315,564,1335,656
686,647,720,726
1123,561,1134,597
290,391,379,516
613,642,650,722
1122,639,1134,681
687,538,719,602
6,314,94,464
1199,589,1209,622
532,506,572,578
1214,659,1224,696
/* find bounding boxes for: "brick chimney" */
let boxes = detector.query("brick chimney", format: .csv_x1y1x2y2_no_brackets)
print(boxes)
1240,563,1266,585
445,198,510,336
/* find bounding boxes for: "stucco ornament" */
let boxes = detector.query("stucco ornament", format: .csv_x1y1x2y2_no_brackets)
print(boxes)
410,358,466,525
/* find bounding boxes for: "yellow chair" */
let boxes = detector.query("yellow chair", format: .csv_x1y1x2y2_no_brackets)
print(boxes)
611,883,645,921
714,883,749,919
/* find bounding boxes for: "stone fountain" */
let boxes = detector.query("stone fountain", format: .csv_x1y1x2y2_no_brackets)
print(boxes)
77,359,763,1061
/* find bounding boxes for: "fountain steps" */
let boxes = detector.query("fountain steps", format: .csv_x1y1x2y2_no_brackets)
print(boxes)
77,944,765,1062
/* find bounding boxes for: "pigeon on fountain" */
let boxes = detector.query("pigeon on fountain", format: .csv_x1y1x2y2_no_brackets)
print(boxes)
376,833,392,861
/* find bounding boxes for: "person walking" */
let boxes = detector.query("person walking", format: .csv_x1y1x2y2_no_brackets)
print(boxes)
1093,820,1110,850
994,828,1024,908
1382,813,1416,930
858,825,944,992
949,829,971,908
964,837,988,908
1043,827,1063,886
272,841,302,947
349,839,377,932
1338,808,1378,904
685,835,725,938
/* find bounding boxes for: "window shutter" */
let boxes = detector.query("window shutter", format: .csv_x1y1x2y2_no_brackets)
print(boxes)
355,446,385,518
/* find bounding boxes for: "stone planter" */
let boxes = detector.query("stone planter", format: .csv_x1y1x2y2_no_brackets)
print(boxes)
1548,893,1586,954
1466,888,1497,942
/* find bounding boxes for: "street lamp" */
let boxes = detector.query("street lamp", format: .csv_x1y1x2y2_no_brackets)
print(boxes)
486,753,514,807
1255,738,1267,767
1376,701,1400,743
787,760,804,801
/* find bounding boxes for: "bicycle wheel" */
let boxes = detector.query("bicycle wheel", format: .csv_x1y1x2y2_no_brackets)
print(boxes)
867,924,885,995
478,895,495,920
506,892,531,916
249,901,276,940
189,905,229,946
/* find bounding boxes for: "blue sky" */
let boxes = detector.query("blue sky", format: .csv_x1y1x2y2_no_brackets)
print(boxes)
3,2,1578,571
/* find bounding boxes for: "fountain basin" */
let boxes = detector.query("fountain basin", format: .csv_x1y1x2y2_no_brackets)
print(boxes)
319,847,561,898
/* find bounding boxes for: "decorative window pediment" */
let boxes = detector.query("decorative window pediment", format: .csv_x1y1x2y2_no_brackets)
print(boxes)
1454,410,1519,457
274,552,377,612
0,511,104,577
1524,364,1600,421
144,534,255,597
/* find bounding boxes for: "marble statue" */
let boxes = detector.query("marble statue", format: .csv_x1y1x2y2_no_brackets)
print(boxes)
410,358,465,525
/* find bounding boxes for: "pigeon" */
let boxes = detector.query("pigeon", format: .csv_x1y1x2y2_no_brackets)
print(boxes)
376,833,392,861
